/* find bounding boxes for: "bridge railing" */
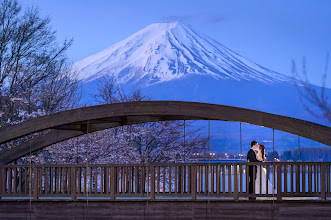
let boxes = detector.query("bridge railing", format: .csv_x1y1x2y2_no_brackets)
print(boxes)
0,162,330,200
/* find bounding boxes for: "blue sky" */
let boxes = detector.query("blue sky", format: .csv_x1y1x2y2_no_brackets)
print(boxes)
24,0,331,87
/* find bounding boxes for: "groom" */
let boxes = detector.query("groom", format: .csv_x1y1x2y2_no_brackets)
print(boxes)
247,140,261,200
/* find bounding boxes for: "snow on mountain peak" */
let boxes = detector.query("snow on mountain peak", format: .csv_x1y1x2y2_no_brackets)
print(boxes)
74,22,289,86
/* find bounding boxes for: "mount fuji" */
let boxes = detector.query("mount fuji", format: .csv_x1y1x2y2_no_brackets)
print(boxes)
75,22,289,87
74,22,330,152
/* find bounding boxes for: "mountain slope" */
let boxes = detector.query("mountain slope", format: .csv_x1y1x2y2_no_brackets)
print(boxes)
74,22,290,87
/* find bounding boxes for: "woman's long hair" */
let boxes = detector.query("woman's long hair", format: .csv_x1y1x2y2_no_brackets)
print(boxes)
259,145,266,162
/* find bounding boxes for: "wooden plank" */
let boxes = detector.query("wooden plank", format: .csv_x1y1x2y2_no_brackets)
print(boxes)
211,165,214,193
321,164,326,200
266,165,269,195
252,165,256,195
228,165,232,193
169,166,172,193
100,167,104,194
259,164,262,195
110,167,115,199
146,166,149,195
18,167,22,194
191,166,196,200
56,167,60,194
216,165,220,194
25,167,28,194
13,167,17,194
290,165,294,193
39,168,43,194
134,166,138,194
89,167,93,193
284,165,287,193
8,168,12,194
327,165,330,194
157,166,162,193
181,166,185,194
141,166,145,194
95,167,98,194
233,165,238,200
71,167,76,199
239,165,243,193
105,167,109,194
302,165,306,193
277,165,282,200
222,165,226,193
163,166,166,194
50,167,54,194
308,165,312,193
0,168,3,197
33,167,38,199
295,165,299,193
245,165,249,194
315,165,321,192
150,166,155,200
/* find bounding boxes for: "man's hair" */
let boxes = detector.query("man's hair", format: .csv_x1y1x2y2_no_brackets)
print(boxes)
250,141,257,147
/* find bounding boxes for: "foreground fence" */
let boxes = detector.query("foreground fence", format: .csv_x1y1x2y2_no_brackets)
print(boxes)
0,162,330,200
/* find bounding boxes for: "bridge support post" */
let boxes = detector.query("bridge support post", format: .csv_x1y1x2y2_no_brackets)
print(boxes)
321,164,326,200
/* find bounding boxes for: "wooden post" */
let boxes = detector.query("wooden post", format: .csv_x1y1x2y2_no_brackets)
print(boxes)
234,164,239,201
277,165,282,201
191,166,197,200
110,167,115,200
33,167,38,200
321,164,326,200
150,166,155,200
0,167,4,198
71,167,76,200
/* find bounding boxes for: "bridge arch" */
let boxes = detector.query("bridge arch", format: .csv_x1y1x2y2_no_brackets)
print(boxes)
0,101,330,164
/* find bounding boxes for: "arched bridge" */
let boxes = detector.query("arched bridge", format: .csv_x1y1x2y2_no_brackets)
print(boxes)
0,101,330,164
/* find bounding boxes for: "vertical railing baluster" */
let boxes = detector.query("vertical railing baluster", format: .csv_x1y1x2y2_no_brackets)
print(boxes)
110,166,115,199
302,165,306,193
223,165,226,193
321,164,326,200
191,165,197,200
234,164,238,200
228,165,232,194
239,165,243,194
216,165,220,194
151,166,155,200
277,164,282,200
290,165,294,193
284,165,287,194
308,165,312,194
169,166,172,193
295,165,300,193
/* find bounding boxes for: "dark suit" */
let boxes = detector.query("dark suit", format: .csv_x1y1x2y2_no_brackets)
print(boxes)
247,148,261,194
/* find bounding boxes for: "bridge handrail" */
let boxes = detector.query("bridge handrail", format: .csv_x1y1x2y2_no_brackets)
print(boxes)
0,162,330,201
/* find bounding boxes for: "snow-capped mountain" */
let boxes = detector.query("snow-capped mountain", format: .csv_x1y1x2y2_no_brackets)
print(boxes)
74,22,290,87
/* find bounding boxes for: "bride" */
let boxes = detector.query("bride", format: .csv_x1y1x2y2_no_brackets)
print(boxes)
255,145,275,194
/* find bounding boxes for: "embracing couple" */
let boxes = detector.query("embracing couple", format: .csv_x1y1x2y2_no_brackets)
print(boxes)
247,141,275,200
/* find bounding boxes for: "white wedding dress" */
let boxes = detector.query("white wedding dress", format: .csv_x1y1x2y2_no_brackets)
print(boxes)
255,156,276,194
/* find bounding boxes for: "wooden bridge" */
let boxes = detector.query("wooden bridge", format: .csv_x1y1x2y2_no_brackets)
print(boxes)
1,101,331,219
